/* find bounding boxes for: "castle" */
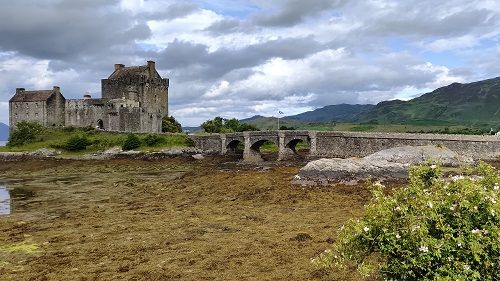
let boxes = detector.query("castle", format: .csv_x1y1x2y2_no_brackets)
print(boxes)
9,61,169,133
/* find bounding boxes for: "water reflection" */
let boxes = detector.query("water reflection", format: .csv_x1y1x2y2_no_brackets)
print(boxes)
0,184,35,215
0,185,10,215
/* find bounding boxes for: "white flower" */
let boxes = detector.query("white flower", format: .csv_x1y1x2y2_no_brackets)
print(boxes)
494,184,499,190
395,233,401,239
363,227,370,232
471,229,481,234
451,175,465,182
419,245,429,253
394,206,401,211
340,225,345,231
430,165,437,169
457,243,462,247
464,264,470,271
427,201,433,208
412,225,421,231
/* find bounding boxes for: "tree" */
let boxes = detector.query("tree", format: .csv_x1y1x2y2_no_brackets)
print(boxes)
201,117,259,133
7,121,45,147
162,116,182,133
201,117,225,133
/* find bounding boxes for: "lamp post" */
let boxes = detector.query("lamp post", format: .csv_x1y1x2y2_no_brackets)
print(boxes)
277,110,284,131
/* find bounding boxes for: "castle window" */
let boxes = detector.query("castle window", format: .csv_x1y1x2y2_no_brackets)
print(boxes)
25,103,29,109
35,103,38,108
35,113,38,117
15,104,18,109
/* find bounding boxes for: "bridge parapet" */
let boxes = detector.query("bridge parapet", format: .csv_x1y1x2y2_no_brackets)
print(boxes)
189,131,500,161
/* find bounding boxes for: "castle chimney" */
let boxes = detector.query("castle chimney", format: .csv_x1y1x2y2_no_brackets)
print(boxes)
53,86,60,93
114,64,125,71
147,61,155,77
16,88,25,94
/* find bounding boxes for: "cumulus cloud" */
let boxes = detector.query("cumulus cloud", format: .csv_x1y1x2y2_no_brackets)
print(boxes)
0,0,499,126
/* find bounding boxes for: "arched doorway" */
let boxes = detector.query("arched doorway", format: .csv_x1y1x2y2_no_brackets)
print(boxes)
97,119,104,130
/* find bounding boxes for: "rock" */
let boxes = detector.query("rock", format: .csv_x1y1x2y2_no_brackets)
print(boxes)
192,154,205,160
102,147,122,155
297,158,408,184
295,145,471,185
29,148,60,157
364,145,472,167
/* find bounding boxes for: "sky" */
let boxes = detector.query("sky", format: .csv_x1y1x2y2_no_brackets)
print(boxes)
0,0,499,126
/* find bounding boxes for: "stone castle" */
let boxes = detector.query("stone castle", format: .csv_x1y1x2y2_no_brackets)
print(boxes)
9,61,169,133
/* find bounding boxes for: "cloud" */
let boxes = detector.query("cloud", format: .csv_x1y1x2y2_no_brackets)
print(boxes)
0,0,499,126
252,0,347,27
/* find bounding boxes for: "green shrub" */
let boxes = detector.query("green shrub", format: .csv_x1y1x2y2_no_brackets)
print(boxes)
143,134,165,146
162,116,182,133
64,134,91,151
7,121,45,147
122,134,141,151
313,163,500,280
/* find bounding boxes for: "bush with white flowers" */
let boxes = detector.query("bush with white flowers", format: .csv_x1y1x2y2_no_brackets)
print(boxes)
313,162,500,280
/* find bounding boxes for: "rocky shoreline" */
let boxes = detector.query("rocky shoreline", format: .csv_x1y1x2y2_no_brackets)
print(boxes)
0,147,218,161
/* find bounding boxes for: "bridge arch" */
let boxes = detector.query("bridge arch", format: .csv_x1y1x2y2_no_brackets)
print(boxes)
226,139,244,159
285,138,311,158
248,139,279,162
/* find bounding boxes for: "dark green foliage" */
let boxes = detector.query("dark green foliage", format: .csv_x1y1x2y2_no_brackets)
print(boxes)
162,116,182,133
64,134,91,151
143,134,165,146
7,121,45,147
279,125,296,130
201,117,259,133
122,134,141,151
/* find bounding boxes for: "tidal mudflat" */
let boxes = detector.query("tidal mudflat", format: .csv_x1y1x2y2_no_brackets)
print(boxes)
0,157,415,280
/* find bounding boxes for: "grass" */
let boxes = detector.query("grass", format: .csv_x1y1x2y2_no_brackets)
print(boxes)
0,127,192,155
0,243,39,254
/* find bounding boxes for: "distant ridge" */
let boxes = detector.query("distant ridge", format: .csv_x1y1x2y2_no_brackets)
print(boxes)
361,77,500,126
0,122,9,141
242,76,500,128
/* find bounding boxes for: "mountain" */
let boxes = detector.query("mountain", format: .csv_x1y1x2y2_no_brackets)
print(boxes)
287,104,375,123
0,123,9,140
361,77,500,126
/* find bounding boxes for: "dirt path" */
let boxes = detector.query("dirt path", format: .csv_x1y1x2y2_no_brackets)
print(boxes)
0,157,372,280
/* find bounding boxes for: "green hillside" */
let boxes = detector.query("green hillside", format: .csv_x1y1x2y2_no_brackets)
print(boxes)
287,104,375,122
361,77,500,126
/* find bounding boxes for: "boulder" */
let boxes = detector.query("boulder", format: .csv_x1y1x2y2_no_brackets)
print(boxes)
192,154,205,160
296,158,408,184
295,145,471,185
364,145,472,167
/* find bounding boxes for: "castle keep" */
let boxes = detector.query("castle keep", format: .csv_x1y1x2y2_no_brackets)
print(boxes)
9,61,169,133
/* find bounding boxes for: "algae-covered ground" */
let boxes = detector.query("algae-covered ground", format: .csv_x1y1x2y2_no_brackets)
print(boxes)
0,157,380,280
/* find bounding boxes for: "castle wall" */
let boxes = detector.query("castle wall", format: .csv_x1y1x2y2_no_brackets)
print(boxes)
101,76,168,117
9,101,47,128
65,99,162,133
65,100,109,129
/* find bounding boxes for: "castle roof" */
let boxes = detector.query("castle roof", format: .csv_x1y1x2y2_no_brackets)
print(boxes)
9,90,54,102
108,65,149,79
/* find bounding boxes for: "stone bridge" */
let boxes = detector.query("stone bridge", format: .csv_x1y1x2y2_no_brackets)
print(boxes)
189,131,500,162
